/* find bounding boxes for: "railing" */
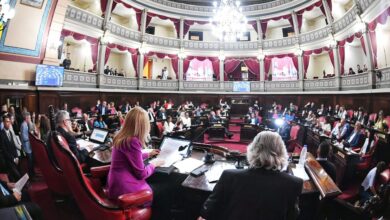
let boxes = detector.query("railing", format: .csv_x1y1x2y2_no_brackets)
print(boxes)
183,40,220,50
99,75,138,90
263,37,297,49
333,6,357,33
63,70,97,88
65,5,103,30
341,72,370,90
144,34,181,48
358,0,377,12
250,82,265,92
140,79,179,90
299,26,332,44
106,22,141,42
304,77,337,91
223,41,259,51
182,81,221,91
264,80,300,91
376,67,390,89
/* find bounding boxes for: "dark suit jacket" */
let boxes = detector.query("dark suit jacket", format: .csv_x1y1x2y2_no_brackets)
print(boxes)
157,111,167,120
200,168,303,220
56,127,88,163
346,131,362,148
0,180,18,207
317,160,337,182
0,130,18,164
97,105,109,115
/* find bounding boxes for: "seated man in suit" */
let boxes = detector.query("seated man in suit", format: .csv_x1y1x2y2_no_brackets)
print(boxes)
78,113,92,133
343,122,363,148
157,107,167,121
316,141,337,182
331,118,350,140
199,131,302,220
55,110,105,168
0,179,43,219
209,111,233,138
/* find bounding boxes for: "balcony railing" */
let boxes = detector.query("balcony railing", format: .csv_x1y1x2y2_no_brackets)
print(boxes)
66,5,103,30
304,77,337,91
183,40,220,50
144,34,181,49
299,26,332,44
358,0,377,12
106,22,141,42
376,67,390,89
341,72,370,90
140,79,179,90
99,75,138,90
333,6,357,34
182,81,221,91
264,80,300,91
263,37,297,49
63,70,97,88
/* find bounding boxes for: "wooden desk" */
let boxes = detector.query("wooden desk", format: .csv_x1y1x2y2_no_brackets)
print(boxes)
240,124,260,143
331,144,360,187
208,126,225,141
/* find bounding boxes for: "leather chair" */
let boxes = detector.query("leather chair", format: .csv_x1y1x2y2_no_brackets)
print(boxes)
50,132,152,220
29,133,70,196
287,125,301,153
355,136,379,172
156,122,164,138
369,113,377,122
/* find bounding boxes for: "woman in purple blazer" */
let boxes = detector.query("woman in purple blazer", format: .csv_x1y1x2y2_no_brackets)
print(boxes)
107,107,164,213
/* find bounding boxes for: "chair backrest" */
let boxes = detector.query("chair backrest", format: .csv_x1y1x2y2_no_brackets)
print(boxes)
29,133,70,196
156,122,164,138
369,113,377,122
347,110,354,119
50,132,124,220
318,116,326,123
385,116,390,128
290,125,300,140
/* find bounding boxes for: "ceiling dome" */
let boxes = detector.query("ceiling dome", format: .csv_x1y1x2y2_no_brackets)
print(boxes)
167,0,277,7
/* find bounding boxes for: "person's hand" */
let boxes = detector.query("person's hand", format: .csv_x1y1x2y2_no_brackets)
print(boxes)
149,149,160,158
7,182,15,189
13,192,21,201
150,159,165,167
197,217,206,220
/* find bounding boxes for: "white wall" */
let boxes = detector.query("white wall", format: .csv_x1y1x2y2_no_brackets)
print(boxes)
301,16,327,33
70,0,101,16
151,58,177,79
63,40,94,71
111,14,138,30
376,25,390,68
306,53,333,79
266,26,286,39
332,0,354,21
106,52,136,77
344,43,366,73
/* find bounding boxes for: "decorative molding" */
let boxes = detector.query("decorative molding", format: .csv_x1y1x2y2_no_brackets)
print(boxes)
140,79,179,90
65,5,103,30
263,37,297,49
358,0,377,12
100,75,138,90
182,81,220,91
144,34,180,48
63,70,97,88
106,22,141,42
183,40,220,50
341,72,370,90
304,78,337,91
299,26,332,44
264,80,300,91
223,41,259,51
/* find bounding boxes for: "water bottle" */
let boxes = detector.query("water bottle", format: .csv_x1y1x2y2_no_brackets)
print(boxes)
299,145,307,166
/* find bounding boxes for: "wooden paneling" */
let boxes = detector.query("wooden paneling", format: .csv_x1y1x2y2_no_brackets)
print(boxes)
1,90,390,116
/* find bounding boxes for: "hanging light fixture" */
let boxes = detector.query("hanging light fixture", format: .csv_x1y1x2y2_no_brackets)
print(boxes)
0,0,15,31
210,0,247,42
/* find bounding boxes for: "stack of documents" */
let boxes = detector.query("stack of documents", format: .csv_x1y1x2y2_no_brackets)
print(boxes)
173,158,204,173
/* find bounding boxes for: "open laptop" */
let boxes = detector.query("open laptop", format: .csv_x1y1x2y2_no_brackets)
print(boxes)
76,128,109,152
150,136,192,174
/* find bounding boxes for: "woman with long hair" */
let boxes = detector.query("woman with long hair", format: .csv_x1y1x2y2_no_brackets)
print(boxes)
107,107,164,217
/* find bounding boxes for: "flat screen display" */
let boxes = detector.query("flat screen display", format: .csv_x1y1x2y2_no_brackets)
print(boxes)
271,57,298,81
35,64,64,87
233,81,250,92
90,128,109,144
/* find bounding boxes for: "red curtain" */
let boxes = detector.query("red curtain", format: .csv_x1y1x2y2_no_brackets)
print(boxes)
131,53,138,77
183,59,190,80
243,59,260,81
264,57,272,80
224,59,241,81
338,41,345,75
146,13,179,37
303,55,310,79
104,47,111,65
329,49,334,69
292,56,299,74
248,21,258,33
183,20,209,37
211,59,220,81
171,58,179,79
260,20,268,39
261,15,291,38
100,0,117,16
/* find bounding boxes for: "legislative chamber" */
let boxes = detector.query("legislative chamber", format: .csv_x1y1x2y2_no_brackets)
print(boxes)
0,0,390,219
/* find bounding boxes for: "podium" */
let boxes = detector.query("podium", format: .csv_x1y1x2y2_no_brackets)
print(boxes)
208,125,225,141
240,124,259,143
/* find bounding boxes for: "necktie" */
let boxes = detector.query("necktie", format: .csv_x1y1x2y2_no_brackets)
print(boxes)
0,183,9,196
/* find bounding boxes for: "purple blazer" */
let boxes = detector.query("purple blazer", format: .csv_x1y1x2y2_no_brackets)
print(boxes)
107,137,155,200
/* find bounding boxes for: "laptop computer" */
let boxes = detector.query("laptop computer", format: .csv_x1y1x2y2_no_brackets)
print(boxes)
76,128,109,152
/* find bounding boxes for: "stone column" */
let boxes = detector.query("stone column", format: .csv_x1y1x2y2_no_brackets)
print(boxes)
259,57,265,92
137,53,144,89
291,11,300,36
297,54,304,90
178,57,184,91
362,24,376,88
103,0,114,30
333,45,341,90
322,0,334,25
256,19,263,41
140,9,148,36
180,18,184,41
219,58,225,90
97,40,107,88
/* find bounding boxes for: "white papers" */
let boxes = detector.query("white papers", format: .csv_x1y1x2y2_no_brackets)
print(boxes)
153,137,189,167
173,158,204,173
76,139,99,152
205,162,236,183
292,167,310,181
13,174,29,194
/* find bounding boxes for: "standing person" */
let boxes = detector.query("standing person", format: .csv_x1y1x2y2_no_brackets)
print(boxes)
107,107,175,219
20,112,34,178
198,131,302,220
161,67,168,80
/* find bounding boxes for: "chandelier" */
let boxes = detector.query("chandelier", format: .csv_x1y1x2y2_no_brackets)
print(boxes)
210,0,248,42
0,0,15,31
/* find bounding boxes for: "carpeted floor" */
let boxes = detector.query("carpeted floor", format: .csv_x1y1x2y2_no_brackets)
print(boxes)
204,123,250,153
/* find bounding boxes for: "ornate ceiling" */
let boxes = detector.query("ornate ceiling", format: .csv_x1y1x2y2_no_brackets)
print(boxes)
167,0,277,6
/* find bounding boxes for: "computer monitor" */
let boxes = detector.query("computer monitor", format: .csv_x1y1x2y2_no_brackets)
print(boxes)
90,128,109,144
